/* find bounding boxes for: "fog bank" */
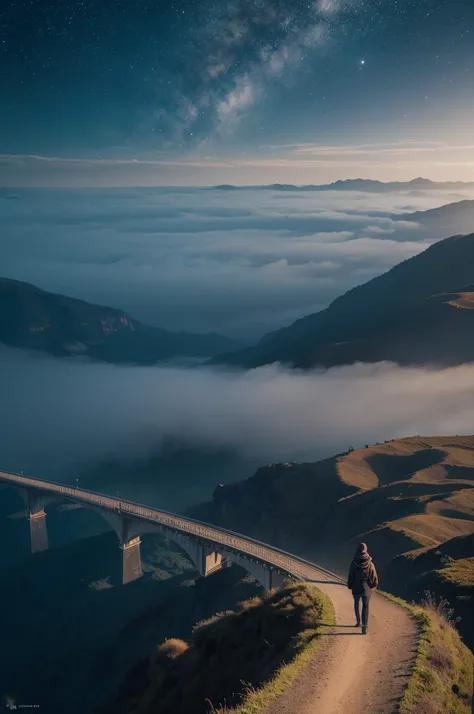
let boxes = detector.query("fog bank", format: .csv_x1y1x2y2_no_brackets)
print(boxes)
1,346,473,478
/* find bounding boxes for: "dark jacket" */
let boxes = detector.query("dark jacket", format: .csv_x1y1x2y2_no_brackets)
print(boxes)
347,553,378,596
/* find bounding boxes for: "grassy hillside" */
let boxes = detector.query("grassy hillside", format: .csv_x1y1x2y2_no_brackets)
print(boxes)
390,533,474,649
101,583,333,714
190,435,474,646
212,232,474,368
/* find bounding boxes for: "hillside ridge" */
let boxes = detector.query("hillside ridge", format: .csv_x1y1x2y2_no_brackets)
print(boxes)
211,232,474,368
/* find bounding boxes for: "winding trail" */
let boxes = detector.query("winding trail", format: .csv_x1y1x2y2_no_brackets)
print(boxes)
266,583,417,714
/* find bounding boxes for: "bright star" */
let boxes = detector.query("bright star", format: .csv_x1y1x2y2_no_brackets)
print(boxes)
360,59,365,65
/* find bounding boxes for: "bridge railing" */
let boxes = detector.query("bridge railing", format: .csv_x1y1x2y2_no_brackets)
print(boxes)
0,470,344,584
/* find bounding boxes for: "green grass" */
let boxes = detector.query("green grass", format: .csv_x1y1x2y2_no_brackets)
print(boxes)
213,586,335,714
381,591,473,714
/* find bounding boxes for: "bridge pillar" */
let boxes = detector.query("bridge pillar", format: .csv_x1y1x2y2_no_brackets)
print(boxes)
200,547,224,577
27,490,48,554
119,518,143,585
165,530,226,579
121,536,143,585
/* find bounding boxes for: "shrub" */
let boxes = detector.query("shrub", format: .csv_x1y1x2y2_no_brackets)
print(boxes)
421,590,461,627
155,638,189,661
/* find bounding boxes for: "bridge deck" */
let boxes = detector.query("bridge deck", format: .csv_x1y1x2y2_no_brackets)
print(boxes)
0,470,343,584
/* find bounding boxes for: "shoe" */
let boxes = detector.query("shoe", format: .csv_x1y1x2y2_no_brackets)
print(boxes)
355,622,361,628
362,626,367,635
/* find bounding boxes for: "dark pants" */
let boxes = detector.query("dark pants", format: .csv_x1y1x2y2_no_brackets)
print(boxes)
353,594,370,626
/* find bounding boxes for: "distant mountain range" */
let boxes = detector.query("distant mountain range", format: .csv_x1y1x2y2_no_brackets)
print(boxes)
213,178,474,193
211,232,474,369
0,279,239,364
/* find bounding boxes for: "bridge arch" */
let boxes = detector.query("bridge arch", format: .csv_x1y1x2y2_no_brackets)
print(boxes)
0,470,342,591
90,513,284,588
101,516,286,588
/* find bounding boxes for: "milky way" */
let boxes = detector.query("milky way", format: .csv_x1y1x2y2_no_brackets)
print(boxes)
2,0,473,160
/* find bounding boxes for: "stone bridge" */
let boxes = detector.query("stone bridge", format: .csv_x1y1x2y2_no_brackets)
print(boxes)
0,470,342,588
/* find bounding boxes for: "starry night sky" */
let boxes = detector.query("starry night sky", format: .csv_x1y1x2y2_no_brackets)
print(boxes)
2,0,474,184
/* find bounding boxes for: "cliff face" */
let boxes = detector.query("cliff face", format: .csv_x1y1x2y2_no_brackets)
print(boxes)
189,435,474,646
0,277,136,351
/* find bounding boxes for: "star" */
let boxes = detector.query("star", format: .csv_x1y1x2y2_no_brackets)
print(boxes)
2,0,473,159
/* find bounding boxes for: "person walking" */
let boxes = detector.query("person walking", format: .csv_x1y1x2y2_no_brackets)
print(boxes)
347,542,378,634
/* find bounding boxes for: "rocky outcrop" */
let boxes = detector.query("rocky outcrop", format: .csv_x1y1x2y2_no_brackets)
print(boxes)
0,277,238,363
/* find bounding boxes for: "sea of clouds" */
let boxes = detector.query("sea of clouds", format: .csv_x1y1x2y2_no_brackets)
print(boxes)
1,186,469,339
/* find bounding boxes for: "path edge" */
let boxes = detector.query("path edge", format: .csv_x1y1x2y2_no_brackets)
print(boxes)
380,590,473,714
213,583,335,714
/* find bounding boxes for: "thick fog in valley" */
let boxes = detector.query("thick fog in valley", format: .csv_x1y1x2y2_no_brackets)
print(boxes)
2,186,474,506
1,345,474,496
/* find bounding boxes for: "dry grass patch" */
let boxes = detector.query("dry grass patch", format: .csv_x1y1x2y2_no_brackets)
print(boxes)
382,592,473,714
427,489,474,520
390,513,474,548
154,637,189,660
439,557,474,588
448,291,474,310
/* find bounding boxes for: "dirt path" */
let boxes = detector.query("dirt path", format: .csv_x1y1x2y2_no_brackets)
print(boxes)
266,583,418,714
